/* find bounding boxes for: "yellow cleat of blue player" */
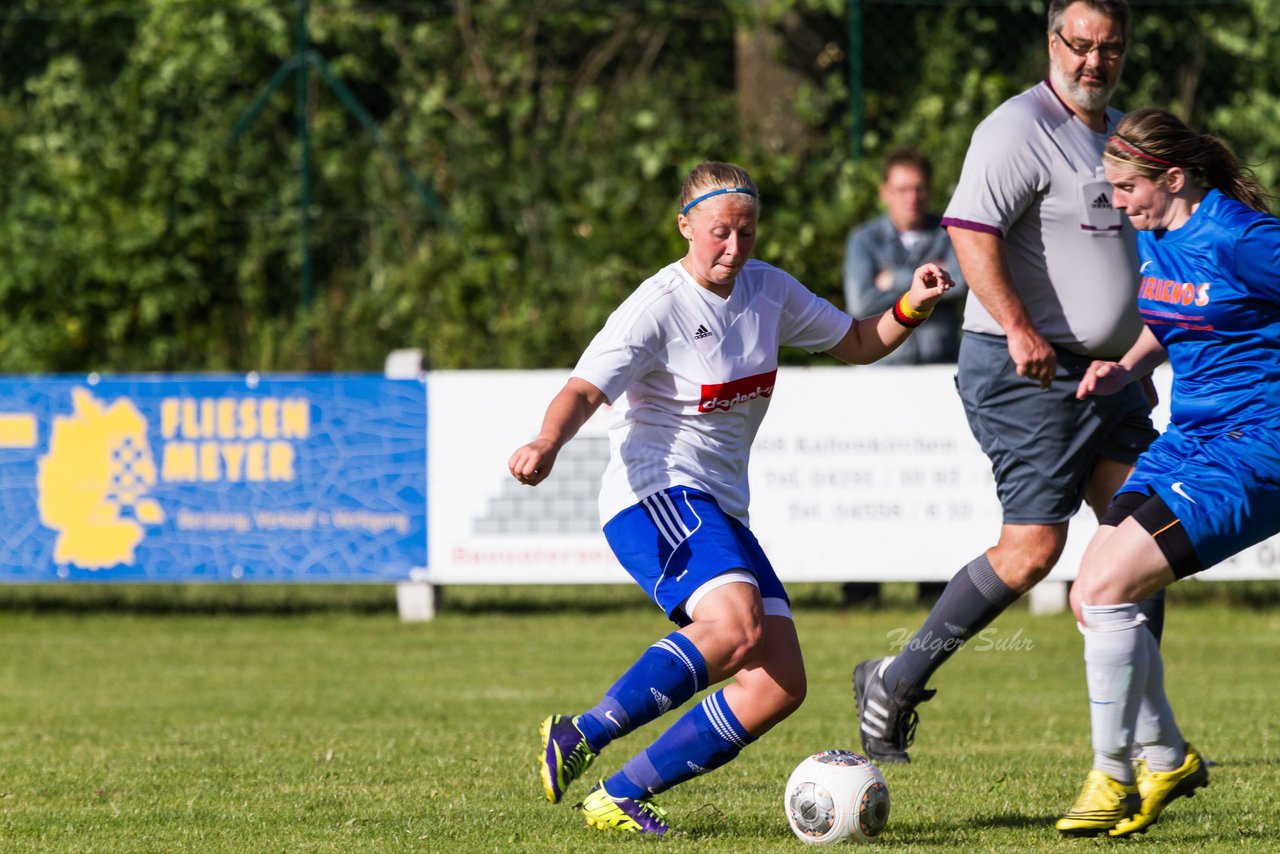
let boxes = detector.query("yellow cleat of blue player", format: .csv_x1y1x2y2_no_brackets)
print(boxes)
1109,744,1209,837
1056,769,1140,836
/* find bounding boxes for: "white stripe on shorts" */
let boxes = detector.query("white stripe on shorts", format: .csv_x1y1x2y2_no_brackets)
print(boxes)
642,492,690,551
642,490,705,579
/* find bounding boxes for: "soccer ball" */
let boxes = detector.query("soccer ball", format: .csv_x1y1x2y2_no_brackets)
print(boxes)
784,749,890,845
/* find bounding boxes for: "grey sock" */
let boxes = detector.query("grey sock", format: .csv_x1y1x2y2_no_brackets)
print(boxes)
883,554,1017,691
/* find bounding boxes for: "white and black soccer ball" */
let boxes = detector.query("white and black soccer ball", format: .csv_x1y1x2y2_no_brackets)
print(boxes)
784,749,890,845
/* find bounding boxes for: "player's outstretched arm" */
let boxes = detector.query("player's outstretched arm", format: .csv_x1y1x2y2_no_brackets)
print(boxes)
827,263,954,365
509,377,608,486
1076,326,1167,400
948,226,1056,389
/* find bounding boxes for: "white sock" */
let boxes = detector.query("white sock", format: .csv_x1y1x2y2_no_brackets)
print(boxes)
1133,626,1186,772
1081,603,1148,785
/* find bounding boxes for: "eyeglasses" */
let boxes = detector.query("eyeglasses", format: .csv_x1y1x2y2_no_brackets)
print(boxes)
1054,28,1126,61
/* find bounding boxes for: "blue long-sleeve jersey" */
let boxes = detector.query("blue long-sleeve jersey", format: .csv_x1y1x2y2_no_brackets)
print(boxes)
1135,188,1280,436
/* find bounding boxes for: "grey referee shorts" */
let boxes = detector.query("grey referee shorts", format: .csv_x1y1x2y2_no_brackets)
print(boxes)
957,332,1158,525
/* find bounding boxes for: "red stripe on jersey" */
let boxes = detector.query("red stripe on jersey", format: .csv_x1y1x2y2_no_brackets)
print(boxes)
698,370,777,413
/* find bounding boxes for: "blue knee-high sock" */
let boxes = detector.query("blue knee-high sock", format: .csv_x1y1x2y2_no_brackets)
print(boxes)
575,632,708,753
605,689,756,800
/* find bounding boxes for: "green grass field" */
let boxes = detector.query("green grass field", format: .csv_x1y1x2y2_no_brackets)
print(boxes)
0,583,1277,852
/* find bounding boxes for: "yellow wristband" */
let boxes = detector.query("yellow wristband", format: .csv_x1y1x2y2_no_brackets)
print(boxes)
896,292,932,322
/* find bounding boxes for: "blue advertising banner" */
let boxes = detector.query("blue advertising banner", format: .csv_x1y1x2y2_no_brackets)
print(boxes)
0,375,426,582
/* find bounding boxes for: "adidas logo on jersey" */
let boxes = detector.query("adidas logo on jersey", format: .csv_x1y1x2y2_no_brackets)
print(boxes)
1091,192,1112,209
693,324,713,340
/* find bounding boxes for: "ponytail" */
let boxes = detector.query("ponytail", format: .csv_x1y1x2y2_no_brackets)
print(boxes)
1198,134,1271,214
1106,108,1274,214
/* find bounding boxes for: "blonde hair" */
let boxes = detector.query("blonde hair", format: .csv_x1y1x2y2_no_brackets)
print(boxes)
678,162,759,216
1105,108,1271,213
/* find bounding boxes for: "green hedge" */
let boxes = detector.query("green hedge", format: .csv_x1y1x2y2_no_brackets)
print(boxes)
0,1,1271,372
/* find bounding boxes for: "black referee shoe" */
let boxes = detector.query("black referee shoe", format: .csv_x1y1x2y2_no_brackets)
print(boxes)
852,656,935,764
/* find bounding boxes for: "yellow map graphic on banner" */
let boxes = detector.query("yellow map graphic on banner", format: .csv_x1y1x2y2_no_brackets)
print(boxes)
37,388,165,569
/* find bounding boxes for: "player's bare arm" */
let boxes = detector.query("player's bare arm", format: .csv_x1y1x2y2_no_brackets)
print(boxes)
509,377,608,486
1076,326,1168,400
828,263,954,365
947,226,1057,389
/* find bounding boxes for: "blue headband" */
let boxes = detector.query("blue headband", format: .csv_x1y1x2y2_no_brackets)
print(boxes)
680,187,758,216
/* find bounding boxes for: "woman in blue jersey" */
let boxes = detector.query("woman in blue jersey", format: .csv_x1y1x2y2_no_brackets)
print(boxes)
1056,107,1279,838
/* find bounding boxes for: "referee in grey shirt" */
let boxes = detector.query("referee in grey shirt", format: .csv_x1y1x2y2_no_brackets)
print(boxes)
852,0,1165,765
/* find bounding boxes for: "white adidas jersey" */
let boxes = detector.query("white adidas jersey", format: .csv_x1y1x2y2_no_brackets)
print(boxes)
572,258,852,526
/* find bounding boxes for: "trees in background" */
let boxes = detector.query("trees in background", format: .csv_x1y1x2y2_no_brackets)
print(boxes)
0,0,1271,372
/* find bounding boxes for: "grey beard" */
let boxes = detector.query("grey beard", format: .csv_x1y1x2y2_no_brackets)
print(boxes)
1050,65,1115,114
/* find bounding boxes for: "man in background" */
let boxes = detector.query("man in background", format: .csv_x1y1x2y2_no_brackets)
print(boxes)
842,148,966,606
843,148,967,365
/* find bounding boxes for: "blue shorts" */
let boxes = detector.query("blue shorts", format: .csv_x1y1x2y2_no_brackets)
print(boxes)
602,486,790,626
957,332,1158,524
1121,424,1280,571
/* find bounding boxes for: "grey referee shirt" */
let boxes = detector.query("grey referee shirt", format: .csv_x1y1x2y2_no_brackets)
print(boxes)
942,80,1142,359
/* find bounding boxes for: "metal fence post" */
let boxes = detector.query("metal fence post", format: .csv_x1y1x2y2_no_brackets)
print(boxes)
848,0,864,160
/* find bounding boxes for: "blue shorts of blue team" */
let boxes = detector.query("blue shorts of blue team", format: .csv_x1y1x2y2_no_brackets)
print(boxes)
602,486,792,627
1121,423,1280,572
957,332,1158,524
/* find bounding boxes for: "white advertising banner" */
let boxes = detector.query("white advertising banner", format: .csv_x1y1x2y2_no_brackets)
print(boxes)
427,366,1280,585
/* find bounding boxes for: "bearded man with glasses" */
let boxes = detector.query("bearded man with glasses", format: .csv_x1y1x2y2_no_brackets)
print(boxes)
851,0,1172,790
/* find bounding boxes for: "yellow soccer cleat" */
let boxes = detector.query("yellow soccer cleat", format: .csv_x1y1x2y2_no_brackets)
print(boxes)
1056,769,1140,836
1110,743,1209,837
578,782,669,835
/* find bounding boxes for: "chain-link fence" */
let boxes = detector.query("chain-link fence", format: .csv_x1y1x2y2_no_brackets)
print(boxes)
0,1,1275,372
849,0,1271,193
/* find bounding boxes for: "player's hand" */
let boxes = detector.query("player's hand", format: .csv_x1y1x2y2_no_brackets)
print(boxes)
508,439,558,486
1008,327,1056,390
1076,360,1132,399
904,263,955,312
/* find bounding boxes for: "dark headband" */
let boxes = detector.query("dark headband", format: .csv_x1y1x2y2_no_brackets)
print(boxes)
1110,135,1179,167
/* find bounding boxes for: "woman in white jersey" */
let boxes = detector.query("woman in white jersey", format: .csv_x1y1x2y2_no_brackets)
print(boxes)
511,161,953,836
